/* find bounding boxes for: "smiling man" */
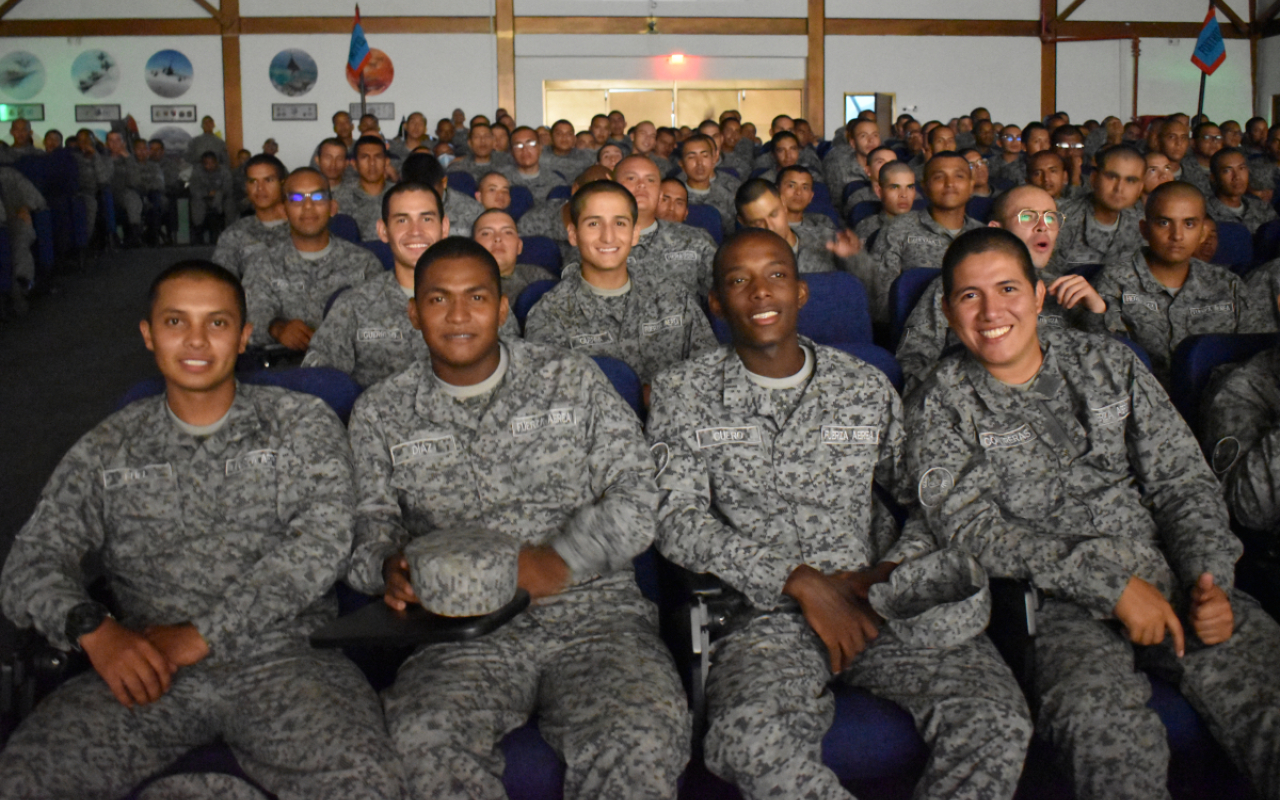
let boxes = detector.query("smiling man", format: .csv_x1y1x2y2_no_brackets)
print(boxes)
646,228,1031,800
212,154,291,278
0,261,404,800
346,237,690,800
907,226,1280,800
1055,144,1147,266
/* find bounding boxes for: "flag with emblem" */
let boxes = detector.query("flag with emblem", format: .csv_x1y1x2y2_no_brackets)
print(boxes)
348,5,371,75
1190,5,1226,75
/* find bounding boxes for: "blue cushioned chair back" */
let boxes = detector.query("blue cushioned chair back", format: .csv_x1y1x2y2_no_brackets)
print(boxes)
359,240,394,271
816,140,833,159
100,186,116,236
826,341,904,393
446,171,477,198
328,213,360,244
514,279,557,326
709,272,873,346
717,166,739,180
686,204,723,245
809,201,842,227
1254,218,1280,266
116,367,364,424
545,184,571,201
966,195,994,223
1067,263,1103,283
811,182,832,207
749,167,769,179
590,355,644,418
848,200,880,228
1213,221,1253,275
1170,333,1280,430
889,267,941,348
520,235,563,277
842,181,870,205
508,185,534,222
1115,335,1155,375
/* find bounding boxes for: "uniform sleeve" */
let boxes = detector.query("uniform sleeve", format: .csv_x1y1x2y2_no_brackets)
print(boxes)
345,394,413,594
1093,268,1129,335
685,295,718,358
210,228,239,273
359,249,384,282
242,256,284,346
896,285,949,398
301,292,358,376
646,376,798,608
0,437,107,650
190,400,357,656
1202,363,1280,533
547,366,660,580
1234,275,1272,334
1125,365,1242,587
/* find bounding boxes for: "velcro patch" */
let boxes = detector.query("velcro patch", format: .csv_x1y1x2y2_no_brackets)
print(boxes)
570,331,616,348
511,408,576,436
979,424,1037,450
642,314,684,336
1122,292,1159,312
225,449,278,475
666,250,699,262
357,328,404,342
1089,397,1131,427
103,463,174,489
391,436,457,465
694,426,762,449
821,425,879,445
1188,302,1234,317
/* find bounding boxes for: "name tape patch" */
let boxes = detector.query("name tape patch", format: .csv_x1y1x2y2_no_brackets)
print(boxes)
979,424,1037,450
821,425,879,445
225,449,278,475
666,249,699,262
642,314,684,336
511,408,575,437
695,426,762,449
103,463,174,490
570,331,616,348
1122,292,1159,312
1089,397,1131,427
391,435,457,465
1188,302,1234,317
357,328,405,342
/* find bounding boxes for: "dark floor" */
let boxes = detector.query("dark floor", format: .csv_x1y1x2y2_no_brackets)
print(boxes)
0,246,212,567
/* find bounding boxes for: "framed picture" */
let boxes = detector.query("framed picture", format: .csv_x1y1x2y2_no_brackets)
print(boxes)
0,103,44,122
75,104,121,122
272,103,318,121
151,104,197,123
350,102,394,120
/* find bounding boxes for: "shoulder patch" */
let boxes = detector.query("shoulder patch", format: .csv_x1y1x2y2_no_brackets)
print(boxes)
978,424,1037,450
665,250,700,262
1188,302,1234,317
391,435,457,465
918,467,954,508
694,426,762,449
1089,397,1131,427
1212,436,1241,476
102,463,174,490
511,408,576,437
820,425,880,445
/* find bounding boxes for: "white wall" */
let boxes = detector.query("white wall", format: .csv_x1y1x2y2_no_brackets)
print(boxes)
7,0,218,19
514,0,806,17
240,0,491,16
826,0,1037,20
824,35,1042,137
240,33,497,170
1062,0,1227,23
1257,36,1280,123
0,35,223,145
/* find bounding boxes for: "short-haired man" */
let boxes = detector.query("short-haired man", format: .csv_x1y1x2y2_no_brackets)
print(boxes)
1143,150,1176,201
446,122,511,183
303,182,446,386
853,160,917,247
1055,144,1147,266
628,121,669,177
1157,118,1192,182
400,151,483,239
1181,122,1222,197
908,124,956,181
132,137,166,245
988,123,1024,187
475,170,512,211
472,207,555,303
315,136,353,193
648,227,1032,800
212,154,291,278
0,262,405,799
735,178,862,280
1050,124,1088,196
680,133,741,234
103,131,145,247
71,129,110,243
778,165,835,234
844,145,900,211
897,184,1106,395
1094,181,1267,386
907,226,1280,800
8,117,39,159
331,110,355,152
333,135,392,241
525,180,715,386
543,119,591,177
960,147,993,199
605,109,632,154
184,115,227,167
588,113,610,150
1207,147,1278,234
189,151,233,245
347,237,691,798
508,125,566,201
517,164,610,261
657,177,689,224
719,116,753,177
824,118,881,191
242,168,383,351
1027,150,1070,200
756,131,804,184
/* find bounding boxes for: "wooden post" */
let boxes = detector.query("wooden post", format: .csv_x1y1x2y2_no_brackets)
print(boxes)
807,0,825,138
1041,0,1057,120
496,0,515,118
221,0,242,155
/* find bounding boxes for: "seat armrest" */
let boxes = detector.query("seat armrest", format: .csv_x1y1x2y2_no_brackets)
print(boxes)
986,578,1040,699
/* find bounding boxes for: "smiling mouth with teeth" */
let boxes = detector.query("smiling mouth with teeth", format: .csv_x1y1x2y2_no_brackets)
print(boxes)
752,311,779,320
980,326,1011,338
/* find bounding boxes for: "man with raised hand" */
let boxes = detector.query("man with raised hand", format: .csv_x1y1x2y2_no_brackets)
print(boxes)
212,154,291,278
648,227,1031,800
333,135,393,241
347,237,690,800
1055,144,1147,266
1206,146,1278,234
735,178,860,278
0,261,405,800
907,226,1280,800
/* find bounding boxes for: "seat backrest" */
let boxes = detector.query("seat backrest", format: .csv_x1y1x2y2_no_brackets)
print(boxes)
359,240,394,271
708,272,873,346
888,267,941,348
1066,263,1103,283
811,182,833,207
12,155,51,196
514,278,557,326
966,195,994,223
520,235,563,277
842,181,870,205
546,184,571,201
809,201,842,227
590,355,644,418
1170,333,1280,430
826,341,904,393
848,200,881,228
816,140,833,159
1254,218,1280,266
508,185,534,221
446,170,477,198
328,213,360,244
686,204,723,245
717,166,740,180
749,167,769,179
1213,220,1253,275
116,367,364,424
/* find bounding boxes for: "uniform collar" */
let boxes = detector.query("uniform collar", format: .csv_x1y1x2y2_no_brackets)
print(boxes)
413,336,528,431
961,330,1061,411
144,382,265,456
1130,250,1213,296
721,335,824,411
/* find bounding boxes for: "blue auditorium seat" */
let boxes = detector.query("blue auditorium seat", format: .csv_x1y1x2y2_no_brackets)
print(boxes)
514,279,557,327
1169,332,1280,431
328,213,360,244
520,236,563,277
546,184,571,202
842,181,870,207
848,200,881,229
446,170,477,198
1253,218,1280,266
508,185,534,221
1213,220,1253,275
591,355,643,418
966,195,994,222
359,239,394,270
707,272,872,346
686,204,724,245
888,267,941,349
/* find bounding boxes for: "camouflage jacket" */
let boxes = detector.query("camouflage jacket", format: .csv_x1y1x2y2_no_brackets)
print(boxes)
332,181,389,241
1205,194,1278,235
682,173,741,235
211,215,292,278
302,270,427,388
1055,195,1145,267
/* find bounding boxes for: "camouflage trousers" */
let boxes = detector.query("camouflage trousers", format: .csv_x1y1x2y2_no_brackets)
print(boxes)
6,215,34,283
383,603,691,800
114,187,143,226
1033,592,1280,800
0,647,406,800
703,611,1032,800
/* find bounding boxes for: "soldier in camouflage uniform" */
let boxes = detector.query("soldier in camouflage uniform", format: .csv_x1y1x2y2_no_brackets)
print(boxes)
1094,182,1267,387
188,151,233,244
518,165,612,270
508,126,569,202
843,147,899,212
0,262,405,800
1156,119,1193,184
823,119,879,194
446,122,514,184
211,154,291,278
897,185,1107,397
754,131,819,186
332,136,392,241
524,181,715,385
132,138,166,246
242,168,383,350
471,208,556,305
852,160,916,247
988,124,1025,188
303,183,445,386
1206,147,1278,234
680,134,741,235
347,237,690,800
0,163,45,294
104,131,144,247
735,178,862,277
1054,145,1147,267
778,165,837,236
542,120,593,181
1179,122,1219,197
72,128,110,242
648,229,1032,800
906,227,1280,800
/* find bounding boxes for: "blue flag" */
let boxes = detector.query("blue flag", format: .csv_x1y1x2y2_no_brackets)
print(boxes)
348,5,371,75
1191,6,1226,75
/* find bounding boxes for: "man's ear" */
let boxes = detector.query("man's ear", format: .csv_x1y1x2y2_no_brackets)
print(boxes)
239,322,253,353
408,298,423,331
566,221,578,248
707,288,724,320
140,319,155,352
630,223,641,247
796,275,810,311
497,294,511,329
873,182,883,200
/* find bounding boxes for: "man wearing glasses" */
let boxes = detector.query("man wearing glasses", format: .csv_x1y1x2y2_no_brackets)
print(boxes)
1180,122,1222,197
989,124,1025,187
961,148,993,199
896,184,1106,396
1056,145,1147,266
1049,125,1088,199
508,125,567,202
242,168,383,351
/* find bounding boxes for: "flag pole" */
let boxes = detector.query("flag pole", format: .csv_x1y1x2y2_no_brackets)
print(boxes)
360,73,367,118
1197,71,1206,119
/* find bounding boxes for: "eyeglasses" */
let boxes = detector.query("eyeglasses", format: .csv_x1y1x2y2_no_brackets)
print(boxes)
1198,134,1224,142
1054,142,1084,150
511,141,538,151
286,191,330,204
1000,134,1020,141
967,158,989,169
1014,209,1063,228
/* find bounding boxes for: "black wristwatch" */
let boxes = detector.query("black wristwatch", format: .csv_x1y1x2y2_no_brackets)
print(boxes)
65,601,111,649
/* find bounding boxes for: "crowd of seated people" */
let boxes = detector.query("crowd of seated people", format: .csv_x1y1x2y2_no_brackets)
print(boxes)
4,98,1280,800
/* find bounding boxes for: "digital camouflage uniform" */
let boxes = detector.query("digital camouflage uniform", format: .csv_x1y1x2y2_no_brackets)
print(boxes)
567,219,717,298
332,180,389,241
794,213,837,235
647,152,675,178
242,238,384,346
1055,195,1144,267
869,210,985,327
444,186,484,238
682,174,741,235
0,385,405,800
990,154,1027,188
502,262,556,304
346,339,691,800
1246,258,1280,330
210,216,292,278
1094,251,1267,386
447,156,513,184
542,150,592,183
895,255,1107,397
1179,157,1214,197
1200,345,1280,537
509,167,568,203
0,165,45,283
523,264,716,383
905,328,1280,800
1205,193,1279,235
107,152,143,226
302,270,427,387
753,148,823,180
647,342,1032,800
822,147,869,201
72,148,111,239
852,210,891,243
188,163,233,229
792,226,846,276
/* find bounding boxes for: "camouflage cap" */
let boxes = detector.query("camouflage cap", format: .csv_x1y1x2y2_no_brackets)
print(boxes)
868,550,992,649
405,529,521,617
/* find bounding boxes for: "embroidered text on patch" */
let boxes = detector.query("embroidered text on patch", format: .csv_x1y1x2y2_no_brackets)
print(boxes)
391,435,457,465
103,463,174,489
357,328,404,342
1122,292,1159,312
979,424,1037,449
570,331,615,348
666,250,699,262
642,315,684,336
511,408,576,436
694,426,762,449
226,450,278,475
821,425,879,445
1089,397,1131,426
1188,302,1234,317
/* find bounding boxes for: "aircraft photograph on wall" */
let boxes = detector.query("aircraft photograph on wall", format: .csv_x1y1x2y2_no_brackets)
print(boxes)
146,50,193,99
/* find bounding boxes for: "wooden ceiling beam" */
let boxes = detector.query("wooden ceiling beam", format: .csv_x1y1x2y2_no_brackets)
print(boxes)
238,16,491,34
513,16,807,35
1212,0,1249,34
1056,19,1250,38
189,0,221,22
825,18,1038,36
0,0,26,21
0,17,221,36
1057,0,1088,22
